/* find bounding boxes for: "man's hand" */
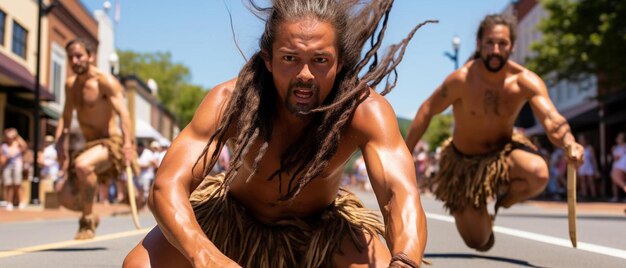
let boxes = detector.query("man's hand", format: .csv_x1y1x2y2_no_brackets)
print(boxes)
122,143,133,166
190,249,241,268
565,142,584,168
388,253,419,268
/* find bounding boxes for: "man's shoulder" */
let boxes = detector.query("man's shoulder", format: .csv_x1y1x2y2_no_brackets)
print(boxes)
510,63,546,93
351,89,395,129
200,78,237,109
211,78,237,97
442,64,470,89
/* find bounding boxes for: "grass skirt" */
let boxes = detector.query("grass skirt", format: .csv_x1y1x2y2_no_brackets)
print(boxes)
190,174,384,268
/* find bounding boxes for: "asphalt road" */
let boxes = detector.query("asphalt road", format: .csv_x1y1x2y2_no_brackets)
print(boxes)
1,190,625,267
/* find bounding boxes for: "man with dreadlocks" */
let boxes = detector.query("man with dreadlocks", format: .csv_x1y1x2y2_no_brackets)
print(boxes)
124,1,428,267
406,14,583,252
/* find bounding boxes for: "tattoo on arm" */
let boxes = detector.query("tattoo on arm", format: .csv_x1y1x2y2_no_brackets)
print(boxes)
483,89,500,115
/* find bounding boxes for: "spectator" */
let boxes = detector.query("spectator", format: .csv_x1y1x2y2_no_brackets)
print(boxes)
39,135,60,204
2,128,28,210
137,141,159,200
578,134,600,200
611,132,626,202
547,148,566,200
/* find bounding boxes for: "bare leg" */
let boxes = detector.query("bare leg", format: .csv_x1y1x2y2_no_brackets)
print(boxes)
5,185,14,206
123,227,192,268
13,185,22,207
498,149,549,209
332,229,391,267
453,206,494,251
588,176,597,198
61,145,111,239
612,169,626,194
580,175,589,198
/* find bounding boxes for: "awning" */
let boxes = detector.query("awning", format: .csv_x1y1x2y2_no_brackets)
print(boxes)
41,105,60,119
135,119,171,146
524,100,600,136
0,53,54,101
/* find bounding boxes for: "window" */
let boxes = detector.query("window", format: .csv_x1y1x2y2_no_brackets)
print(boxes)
50,42,67,104
12,21,27,59
0,10,5,46
52,62,62,97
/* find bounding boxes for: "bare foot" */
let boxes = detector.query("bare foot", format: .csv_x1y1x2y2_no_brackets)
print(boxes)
74,214,100,240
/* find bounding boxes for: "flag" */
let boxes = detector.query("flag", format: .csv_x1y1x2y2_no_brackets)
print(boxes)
114,0,121,23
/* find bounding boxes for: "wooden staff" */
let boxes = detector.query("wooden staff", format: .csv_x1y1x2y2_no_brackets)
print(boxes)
126,166,141,229
566,146,577,248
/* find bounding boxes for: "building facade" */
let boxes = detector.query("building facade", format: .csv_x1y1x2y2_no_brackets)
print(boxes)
0,0,54,144
505,0,626,184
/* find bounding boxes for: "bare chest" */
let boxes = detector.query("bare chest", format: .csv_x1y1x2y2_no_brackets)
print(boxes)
72,78,109,110
456,81,526,121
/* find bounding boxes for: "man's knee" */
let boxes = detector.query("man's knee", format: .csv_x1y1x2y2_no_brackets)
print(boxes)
333,231,390,267
123,249,149,268
74,161,95,179
462,232,494,252
529,159,549,190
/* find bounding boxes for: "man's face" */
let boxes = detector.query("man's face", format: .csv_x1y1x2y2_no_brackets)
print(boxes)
478,24,513,73
67,43,92,75
264,18,342,116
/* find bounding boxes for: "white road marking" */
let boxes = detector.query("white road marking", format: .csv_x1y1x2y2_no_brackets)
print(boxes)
426,212,626,260
0,228,150,259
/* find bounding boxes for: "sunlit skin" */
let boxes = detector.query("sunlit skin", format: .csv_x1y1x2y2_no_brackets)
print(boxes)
406,24,584,250
56,43,135,219
479,25,512,73
124,18,426,268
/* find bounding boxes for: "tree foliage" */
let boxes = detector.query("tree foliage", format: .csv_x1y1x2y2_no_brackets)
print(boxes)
423,114,453,152
527,0,626,88
118,50,207,127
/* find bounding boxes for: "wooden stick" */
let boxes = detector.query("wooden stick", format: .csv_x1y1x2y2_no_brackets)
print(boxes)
126,166,142,230
566,148,577,248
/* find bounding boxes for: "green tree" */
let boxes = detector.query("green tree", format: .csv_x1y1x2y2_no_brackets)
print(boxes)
527,0,626,88
175,84,208,127
422,114,453,152
118,50,207,127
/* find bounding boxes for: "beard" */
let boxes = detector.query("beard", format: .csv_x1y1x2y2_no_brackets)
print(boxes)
285,81,319,116
72,63,88,75
481,53,509,73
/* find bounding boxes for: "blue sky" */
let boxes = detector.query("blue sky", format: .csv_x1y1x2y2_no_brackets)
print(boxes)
83,0,511,119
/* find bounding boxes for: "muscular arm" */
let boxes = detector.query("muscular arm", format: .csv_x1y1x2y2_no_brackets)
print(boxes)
103,75,134,164
356,93,427,264
150,79,239,267
525,71,583,165
55,80,75,166
406,73,460,151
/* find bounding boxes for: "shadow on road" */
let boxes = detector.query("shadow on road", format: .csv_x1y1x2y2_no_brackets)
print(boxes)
424,253,546,268
497,213,626,222
41,247,107,252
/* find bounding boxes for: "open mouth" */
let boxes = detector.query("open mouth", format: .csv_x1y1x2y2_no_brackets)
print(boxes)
292,88,315,104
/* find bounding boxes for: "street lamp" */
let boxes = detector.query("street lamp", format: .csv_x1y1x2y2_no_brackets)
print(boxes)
445,35,461,70
32,0,58,204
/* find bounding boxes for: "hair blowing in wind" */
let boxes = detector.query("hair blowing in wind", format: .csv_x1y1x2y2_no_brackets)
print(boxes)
193,0,436,201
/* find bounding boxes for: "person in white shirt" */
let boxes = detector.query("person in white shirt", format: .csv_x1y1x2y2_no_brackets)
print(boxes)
39,135,60,204
611,132,626,202
137,141,160,199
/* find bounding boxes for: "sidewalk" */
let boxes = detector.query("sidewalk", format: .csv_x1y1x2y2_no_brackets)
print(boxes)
527,199,626,215
0,202,148,223
0,198,623,224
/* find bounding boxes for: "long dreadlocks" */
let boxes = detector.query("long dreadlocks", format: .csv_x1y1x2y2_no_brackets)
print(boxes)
193,0,435,201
